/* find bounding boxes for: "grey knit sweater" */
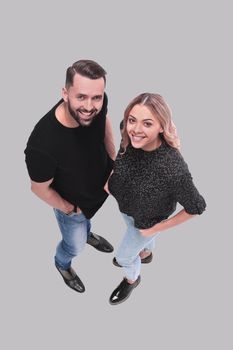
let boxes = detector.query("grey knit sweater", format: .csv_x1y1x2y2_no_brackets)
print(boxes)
108,141,206,229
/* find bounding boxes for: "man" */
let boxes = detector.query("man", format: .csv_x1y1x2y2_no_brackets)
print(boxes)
24,60,116,293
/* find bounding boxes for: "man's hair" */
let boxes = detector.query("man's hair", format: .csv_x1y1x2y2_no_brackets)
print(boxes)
65,59,106,88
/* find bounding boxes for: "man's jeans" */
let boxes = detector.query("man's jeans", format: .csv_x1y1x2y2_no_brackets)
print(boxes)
116,213,156,281
54,209,91,270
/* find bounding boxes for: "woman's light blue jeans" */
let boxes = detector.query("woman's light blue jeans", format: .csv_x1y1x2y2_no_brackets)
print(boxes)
53,209,91,270
116,213,156,281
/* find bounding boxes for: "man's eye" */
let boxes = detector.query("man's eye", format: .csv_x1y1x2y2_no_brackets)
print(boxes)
93,96,102,101
77,96,85,100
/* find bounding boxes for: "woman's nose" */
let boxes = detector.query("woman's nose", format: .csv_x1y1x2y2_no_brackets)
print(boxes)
133,123,143,133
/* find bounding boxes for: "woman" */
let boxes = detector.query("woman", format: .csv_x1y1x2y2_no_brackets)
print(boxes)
108,93,206,305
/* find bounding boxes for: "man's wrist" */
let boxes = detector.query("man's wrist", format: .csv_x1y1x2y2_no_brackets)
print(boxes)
66,208,74,215
63,202,75,215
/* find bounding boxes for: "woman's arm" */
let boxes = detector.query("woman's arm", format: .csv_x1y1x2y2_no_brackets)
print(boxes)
139,209,196,236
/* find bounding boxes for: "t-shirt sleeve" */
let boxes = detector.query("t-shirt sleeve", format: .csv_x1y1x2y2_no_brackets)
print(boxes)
173,173,206,215
24,146,57,182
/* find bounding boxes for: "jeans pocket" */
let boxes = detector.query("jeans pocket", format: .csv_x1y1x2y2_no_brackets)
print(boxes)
66,212,76,217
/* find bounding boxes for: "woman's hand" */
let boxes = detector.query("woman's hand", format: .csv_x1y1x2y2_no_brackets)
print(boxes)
139,225,160,237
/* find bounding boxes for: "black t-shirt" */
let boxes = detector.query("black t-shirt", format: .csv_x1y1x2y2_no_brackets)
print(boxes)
24,94,114,219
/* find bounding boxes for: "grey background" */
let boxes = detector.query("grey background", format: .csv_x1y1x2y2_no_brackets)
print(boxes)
1,0,232,349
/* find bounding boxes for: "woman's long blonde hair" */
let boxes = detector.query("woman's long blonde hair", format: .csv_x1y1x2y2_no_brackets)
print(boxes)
121,93,180,152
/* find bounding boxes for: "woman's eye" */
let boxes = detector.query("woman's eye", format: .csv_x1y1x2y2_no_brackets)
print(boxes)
144,122,152,127
128,118,135,124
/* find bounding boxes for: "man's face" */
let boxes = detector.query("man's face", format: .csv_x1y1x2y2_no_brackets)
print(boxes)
63,73,105,127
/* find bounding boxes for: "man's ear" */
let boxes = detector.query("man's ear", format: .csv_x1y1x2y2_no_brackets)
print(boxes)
62,87,68,102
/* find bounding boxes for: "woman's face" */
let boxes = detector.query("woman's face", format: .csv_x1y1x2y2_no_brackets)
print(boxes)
126,104,163,151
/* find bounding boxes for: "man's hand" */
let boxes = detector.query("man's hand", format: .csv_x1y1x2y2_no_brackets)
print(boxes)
30,179,78,213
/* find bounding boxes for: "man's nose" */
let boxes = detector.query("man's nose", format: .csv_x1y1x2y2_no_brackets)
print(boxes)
84,99,93,111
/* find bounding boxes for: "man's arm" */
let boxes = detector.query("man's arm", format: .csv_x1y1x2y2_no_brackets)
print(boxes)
104,115,116,161
31,179,78,214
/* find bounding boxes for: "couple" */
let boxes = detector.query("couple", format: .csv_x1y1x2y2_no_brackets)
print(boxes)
24,59,206,305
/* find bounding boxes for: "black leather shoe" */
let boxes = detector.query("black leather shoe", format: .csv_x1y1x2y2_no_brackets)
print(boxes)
87,232,114,253
109,275,141,305
112,253,153,267
56,265,85,293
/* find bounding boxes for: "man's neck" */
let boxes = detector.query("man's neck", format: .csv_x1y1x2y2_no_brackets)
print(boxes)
55,102,79,128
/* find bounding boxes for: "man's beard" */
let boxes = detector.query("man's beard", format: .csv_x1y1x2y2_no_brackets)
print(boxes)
67,101,99,127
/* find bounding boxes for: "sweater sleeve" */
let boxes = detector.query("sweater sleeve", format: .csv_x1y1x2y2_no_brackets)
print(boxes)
173,172,206,215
